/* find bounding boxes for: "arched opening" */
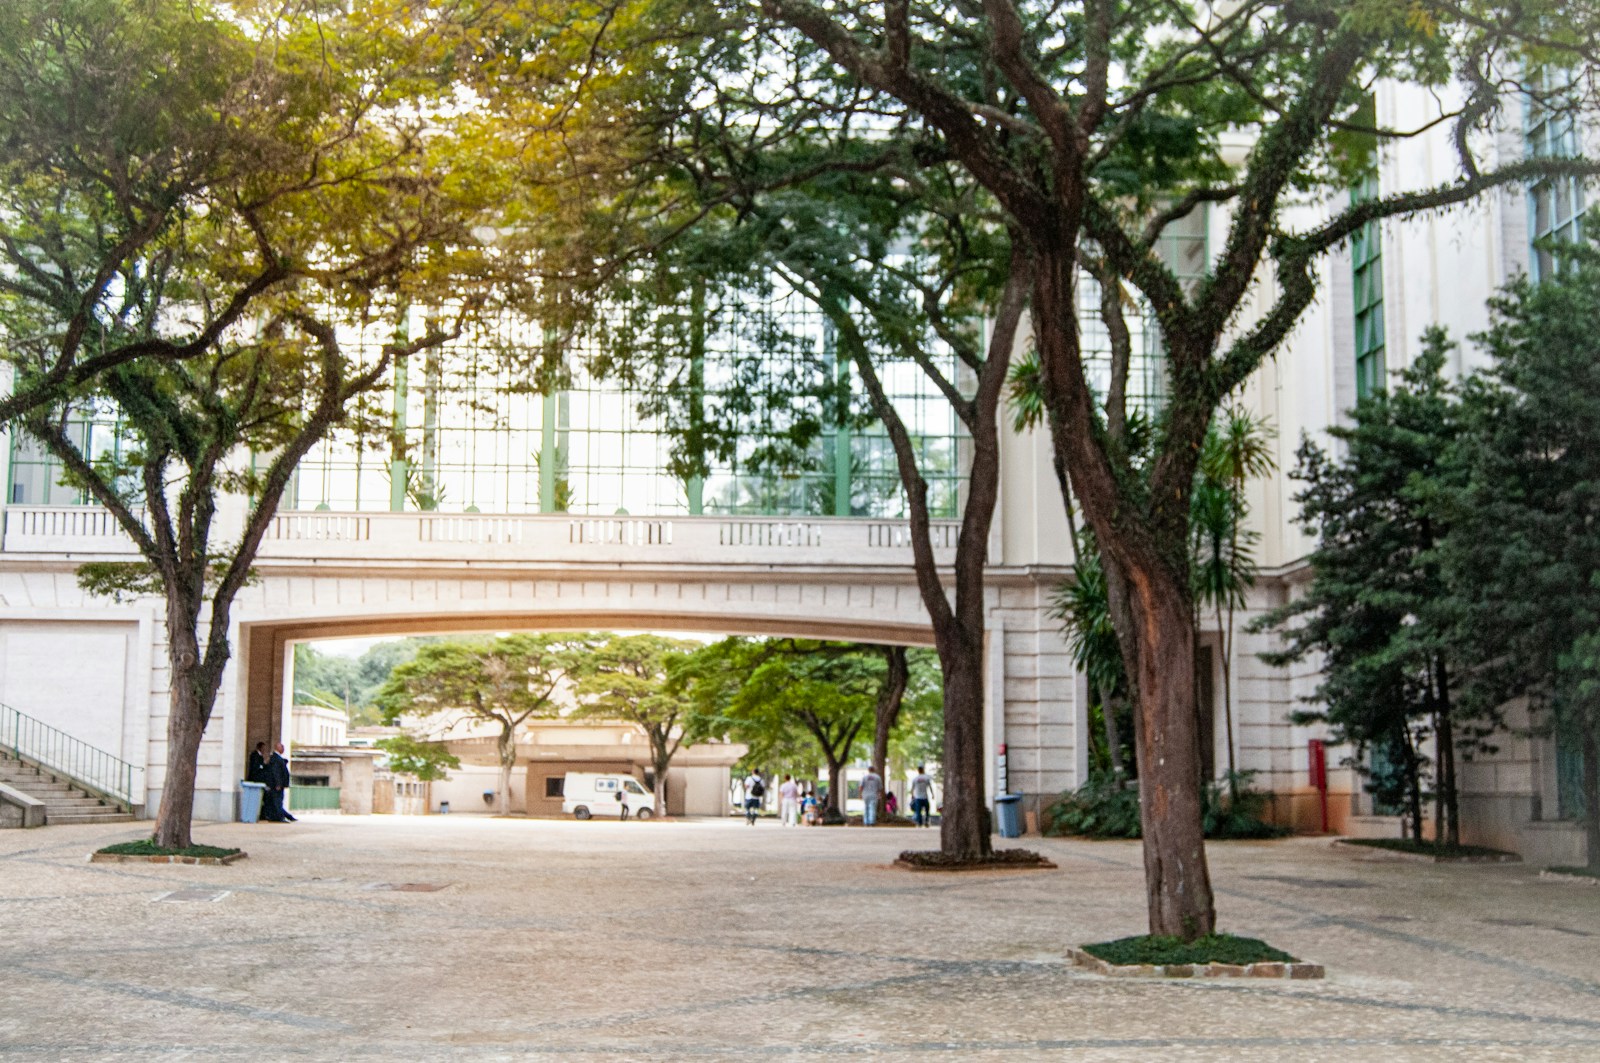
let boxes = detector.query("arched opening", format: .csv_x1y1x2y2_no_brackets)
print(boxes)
243,610,943,823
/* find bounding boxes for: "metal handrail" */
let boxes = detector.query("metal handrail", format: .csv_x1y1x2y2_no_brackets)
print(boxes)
0,702,142,812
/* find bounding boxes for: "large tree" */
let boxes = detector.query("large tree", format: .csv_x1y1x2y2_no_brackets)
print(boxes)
0,0,290,426
571,634,704,817
677,637,902,819
1440,242,1600,872
1260,335,1468,845
754,0,1600,936
1,1,514,849
377,634,592,814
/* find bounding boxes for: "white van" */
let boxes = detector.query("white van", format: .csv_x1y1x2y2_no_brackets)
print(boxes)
561,772,656,820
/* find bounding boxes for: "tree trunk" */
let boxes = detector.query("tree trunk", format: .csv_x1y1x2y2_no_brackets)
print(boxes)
650,726,673,816
824,755,846,823
937,639,991,855
831,248,1027,862
1404,727,1425,845
1103,547,1216,940
870,645,909,821
152,642,205,850
1583,724,1599,874
496,723,515,815
1435,658,1459,847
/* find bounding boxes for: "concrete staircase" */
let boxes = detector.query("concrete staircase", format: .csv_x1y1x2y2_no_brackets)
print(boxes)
0,751,135,826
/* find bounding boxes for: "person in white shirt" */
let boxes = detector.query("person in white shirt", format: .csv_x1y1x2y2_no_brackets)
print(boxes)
910,765,934,827
742,771,765,825
778,774,800,826
860,766,883,826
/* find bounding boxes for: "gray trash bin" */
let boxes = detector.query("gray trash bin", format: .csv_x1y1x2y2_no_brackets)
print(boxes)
239,781,265,824
995,793,1023,838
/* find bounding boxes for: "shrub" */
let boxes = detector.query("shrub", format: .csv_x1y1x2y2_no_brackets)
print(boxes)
1044,772,1142,838
1045,770,1286,840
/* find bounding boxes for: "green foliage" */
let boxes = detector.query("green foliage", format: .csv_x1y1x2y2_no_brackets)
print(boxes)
1082,934,1296,967
376,734,461,782
1191,408,1274,615
673,637,932,811
76,559,256,604
1436,232,1600,866
1046,771,1283,840
673,637,876,766
376,632,594,814
1045,772,1143,839
293,640,433,726
1256,332,1471,840
375,633,591,730
571,634,704,807
888,650,945,768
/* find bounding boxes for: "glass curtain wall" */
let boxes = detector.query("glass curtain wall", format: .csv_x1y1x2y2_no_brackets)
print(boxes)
6,400,131,506
286,287,968,519
1348,95,1387,401
1527,83,1586,281
1350,170,1387,400
1076,203,1210,414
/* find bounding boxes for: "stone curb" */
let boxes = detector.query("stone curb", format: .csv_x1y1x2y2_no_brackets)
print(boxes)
1539,868,1600,886
1065,946,1324,980
90,851,247,866
1331,839,1520,863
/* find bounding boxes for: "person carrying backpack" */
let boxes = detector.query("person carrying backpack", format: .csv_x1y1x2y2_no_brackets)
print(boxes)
743,770,765,825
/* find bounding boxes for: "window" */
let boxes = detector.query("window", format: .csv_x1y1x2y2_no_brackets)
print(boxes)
595,778,618,792
624,780,646,795
1556,733,1587,819
291,775,330,788
1527,79,1586,281
1351,176,1386,400
1077,204,1209,418
544,777,565,798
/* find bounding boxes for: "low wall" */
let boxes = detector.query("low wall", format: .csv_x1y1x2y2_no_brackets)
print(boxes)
0,781,46,828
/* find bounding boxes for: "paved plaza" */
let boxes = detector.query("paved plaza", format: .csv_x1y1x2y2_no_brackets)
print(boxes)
2,816,1598,1061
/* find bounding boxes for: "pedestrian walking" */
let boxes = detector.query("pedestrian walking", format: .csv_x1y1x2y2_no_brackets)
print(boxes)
778,774,800,826
860,766,883,826
910,765,934,827
743,770,765,825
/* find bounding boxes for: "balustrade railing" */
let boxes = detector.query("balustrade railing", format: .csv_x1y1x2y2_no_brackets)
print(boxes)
1,505,961,565
0,702,141,812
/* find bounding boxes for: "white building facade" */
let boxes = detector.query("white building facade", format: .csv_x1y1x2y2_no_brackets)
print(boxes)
0,78,1589,865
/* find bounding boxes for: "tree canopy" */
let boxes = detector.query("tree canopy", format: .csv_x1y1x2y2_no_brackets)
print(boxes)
377,633,593,814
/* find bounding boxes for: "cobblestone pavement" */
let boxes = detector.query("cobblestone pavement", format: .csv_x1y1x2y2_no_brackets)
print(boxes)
2,816,1598,1061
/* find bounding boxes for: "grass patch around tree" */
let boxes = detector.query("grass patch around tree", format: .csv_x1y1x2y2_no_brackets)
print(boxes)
1082,933,1297,967
96,839,242,859
1340,837,1517,860
1546,865,1600,879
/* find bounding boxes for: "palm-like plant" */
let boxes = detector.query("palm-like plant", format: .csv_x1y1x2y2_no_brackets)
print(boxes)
1192,408,1276,796
1051,540,1130,784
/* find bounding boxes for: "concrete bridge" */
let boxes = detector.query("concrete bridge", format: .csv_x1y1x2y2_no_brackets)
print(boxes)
0,506,1085,821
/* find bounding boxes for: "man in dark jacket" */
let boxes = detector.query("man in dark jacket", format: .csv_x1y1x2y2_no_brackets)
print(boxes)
247,741,271,822
265,741,296,822
248,742,269,784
